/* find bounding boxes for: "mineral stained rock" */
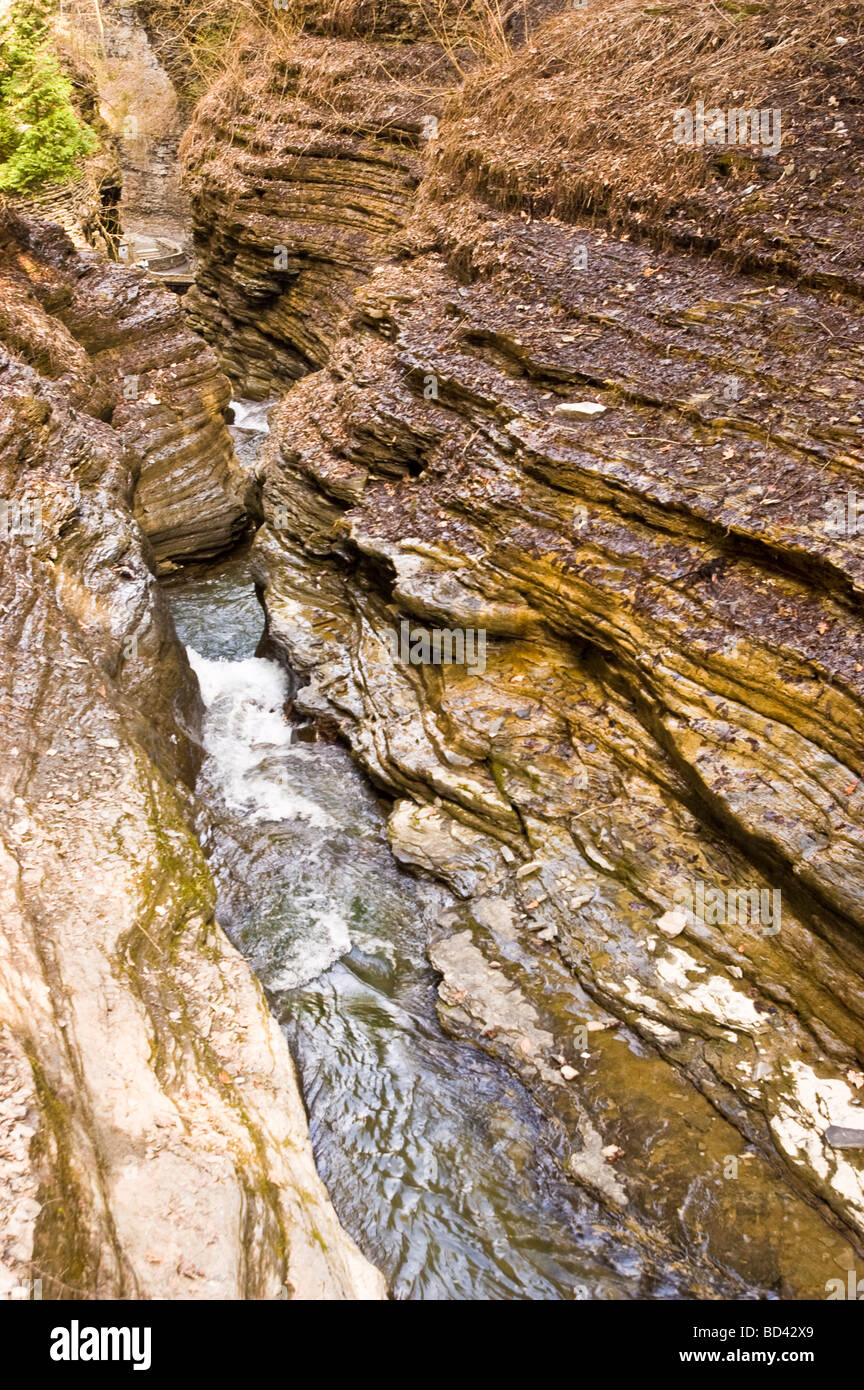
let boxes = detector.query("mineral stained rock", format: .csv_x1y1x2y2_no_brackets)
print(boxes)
0,208,384,1300
179,4,864,1287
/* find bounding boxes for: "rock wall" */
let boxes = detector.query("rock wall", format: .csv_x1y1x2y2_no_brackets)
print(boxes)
95,1,192,227
179,34,456,395
0,207,384,1300
179,2,864,1288
0,211,247,565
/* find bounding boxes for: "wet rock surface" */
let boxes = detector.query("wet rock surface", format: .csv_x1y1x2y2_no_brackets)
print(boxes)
0,210,383,1299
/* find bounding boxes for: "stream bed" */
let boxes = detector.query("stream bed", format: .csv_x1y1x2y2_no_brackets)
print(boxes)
166,553,672,1300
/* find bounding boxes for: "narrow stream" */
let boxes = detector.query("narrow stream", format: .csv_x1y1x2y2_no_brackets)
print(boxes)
165,413,675,1300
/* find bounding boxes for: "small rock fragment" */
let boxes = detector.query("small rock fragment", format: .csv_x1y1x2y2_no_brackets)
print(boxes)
554,401,607,417
516,860,543,879
825,1125,864,1149
656,909,688,938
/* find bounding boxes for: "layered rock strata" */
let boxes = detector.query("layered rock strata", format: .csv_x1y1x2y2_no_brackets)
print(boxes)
0,208,384,1300
180,33,456,396
170,1,864,1292
0,211,247,565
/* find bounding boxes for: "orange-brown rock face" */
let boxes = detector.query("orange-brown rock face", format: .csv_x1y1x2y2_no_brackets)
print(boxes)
250,205,864,1270
176,4,864,1289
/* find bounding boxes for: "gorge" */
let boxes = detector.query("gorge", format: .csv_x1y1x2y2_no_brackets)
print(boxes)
1,0,863,1304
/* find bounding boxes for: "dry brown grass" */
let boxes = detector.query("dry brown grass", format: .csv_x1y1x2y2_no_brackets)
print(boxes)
133,0,273,97
164,0,864,285
434,1,863,239
173,0,504,177
178,27,457,183
137,0,532,96
432,0,863,277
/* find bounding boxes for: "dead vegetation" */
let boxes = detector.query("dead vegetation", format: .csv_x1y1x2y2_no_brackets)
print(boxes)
173,0,512,186
136,0,543,98
432,0,864,290
158,0,864,291
177,32,457,194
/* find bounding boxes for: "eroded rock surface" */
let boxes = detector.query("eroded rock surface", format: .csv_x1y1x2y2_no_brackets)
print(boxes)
180,33,455,396
0,210,247,565
174,4,864,1291
0,209,384,1300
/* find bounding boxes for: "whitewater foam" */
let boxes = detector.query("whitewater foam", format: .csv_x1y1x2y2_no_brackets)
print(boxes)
229,398,277,434
267,909,353,991
188,648,333,827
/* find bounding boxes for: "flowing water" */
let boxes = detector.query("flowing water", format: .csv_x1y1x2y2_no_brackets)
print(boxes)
166,408,675,1299
168,559,668,1300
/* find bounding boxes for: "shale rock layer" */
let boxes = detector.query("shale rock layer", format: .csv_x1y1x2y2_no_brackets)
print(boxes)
180,5,864,1292
0,211,247,565
0,207,383,1300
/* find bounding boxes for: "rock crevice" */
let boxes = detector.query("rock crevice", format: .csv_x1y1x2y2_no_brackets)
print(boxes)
0,207,383,1300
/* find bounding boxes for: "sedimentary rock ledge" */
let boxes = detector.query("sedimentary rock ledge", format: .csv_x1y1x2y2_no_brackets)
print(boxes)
0,208,384,1300
173,2,864,1285
0,210,247,566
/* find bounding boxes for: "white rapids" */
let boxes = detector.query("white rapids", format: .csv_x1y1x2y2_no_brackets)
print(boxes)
187,647,353,988
188,649,333,827
229,398,277,433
